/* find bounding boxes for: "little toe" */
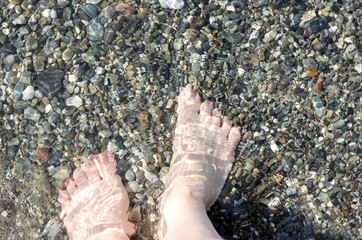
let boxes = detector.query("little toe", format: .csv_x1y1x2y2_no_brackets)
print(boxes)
81,160,100,184
73,168,88,188
200,100,213,116
65,178,77,195
221,116,232,136
228,127,241,149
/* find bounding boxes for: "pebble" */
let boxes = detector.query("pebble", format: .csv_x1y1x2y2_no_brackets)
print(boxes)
159,0,184,9
65,96,83,108
263,29,277,43
22,86,34,101
14,82,25,100
24,107,41,121
62,48,74,61
173,39,184,51
312,97,327,118
80,4,99,19
144,170,158,184
125,169,136,182
86,20,104,42
33,67,64,98
328,119,345,131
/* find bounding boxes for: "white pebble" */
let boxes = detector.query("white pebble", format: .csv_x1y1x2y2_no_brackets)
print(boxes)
66,96,83,108
42,9,51,18
159,0,184,9
50,9,57,19
1,211,8,217
22,86,34,101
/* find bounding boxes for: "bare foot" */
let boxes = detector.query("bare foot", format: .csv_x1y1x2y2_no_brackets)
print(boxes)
58,152,135,240
157,88,241,238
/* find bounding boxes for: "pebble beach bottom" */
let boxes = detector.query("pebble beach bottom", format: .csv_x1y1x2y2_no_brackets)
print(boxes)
0,0,361,239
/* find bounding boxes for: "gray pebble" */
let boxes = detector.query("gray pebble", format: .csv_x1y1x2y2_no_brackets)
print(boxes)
328,119,345,131
14,83,25,100
103,28,115,44
253,0,269,7
80,4,99,19
263,29,277,43
24,107,41,121
125,169,135,181
312,97,327,118
159,0,184,9
86,20,104,42
144,170,158,183
13,101,29,110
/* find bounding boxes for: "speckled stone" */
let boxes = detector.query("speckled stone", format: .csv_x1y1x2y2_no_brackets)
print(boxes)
86,20,104,42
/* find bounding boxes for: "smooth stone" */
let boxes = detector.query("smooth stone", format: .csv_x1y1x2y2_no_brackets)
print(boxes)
173,38,183,51
328,119,345,131
125,169,135,181
22,86,35,101
65,96,83,108
14,82,25,100
317,192,330,204
86,20,104,42
264,29,277,42
144,170,158,183
286,187,297,196
34,67,64,98
127,181,139,192
159,0,184,9
253,0,269,7
25,37,38,51
42,9,51,18
98,130,112,138
13,101,29,110
13,15,27,25
0,44,16,54
52,165,72,181
300,185,308,195
57,0,70,7
62,47,74,61
80,4,99,19
224,32,242,43
86,0,102,3
103,28,115,44
48,112,60,124
34,60,45,71
24,107,41,121
3,54,17,69
312,97,327,118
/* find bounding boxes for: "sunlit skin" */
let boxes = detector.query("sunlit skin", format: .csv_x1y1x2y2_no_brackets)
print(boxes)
58,88,241,239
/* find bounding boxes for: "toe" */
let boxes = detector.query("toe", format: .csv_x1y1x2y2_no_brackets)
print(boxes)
73,168,88,188
228,127,241,149
92,152,117,179
58,190,70,205
65,178,77,194
212,108,222,118
176,88,201,123
221,116,232,136
81,160,101,184
200,100,213,116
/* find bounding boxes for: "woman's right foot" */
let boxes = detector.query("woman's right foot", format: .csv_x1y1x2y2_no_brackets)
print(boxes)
157,88,241,238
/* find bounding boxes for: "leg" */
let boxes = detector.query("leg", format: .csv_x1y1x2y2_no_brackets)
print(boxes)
157,88,241,239
58,152,135,240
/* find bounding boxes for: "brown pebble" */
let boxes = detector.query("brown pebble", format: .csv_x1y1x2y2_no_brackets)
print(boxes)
36,148,50,162
38,17,47,26
312,77,323,93
116,2,137,16
342,204,349,212
306,69,318,77
266,82,277,93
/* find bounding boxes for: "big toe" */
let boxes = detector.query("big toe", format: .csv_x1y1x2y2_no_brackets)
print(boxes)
176,88,201,123
81,160,100,184
92,152,117,179
228,127,241,149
